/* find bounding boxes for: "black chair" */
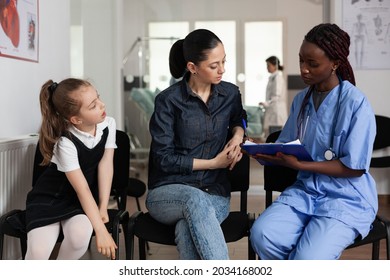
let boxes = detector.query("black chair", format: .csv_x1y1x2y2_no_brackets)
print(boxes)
263,118,390,259
128,177,147,212
127,153,256,260
0,129,131,260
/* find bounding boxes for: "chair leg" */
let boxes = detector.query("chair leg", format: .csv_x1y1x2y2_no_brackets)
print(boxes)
0,233,4,260
135,198,142,212
386,223,390,260
387,237,390,260
122,221,133,260
126,215,136,260
146,240,150,254
248,213,256,260
134,198,150,253
139,238,147,260
20,236,27,259
87,236,93,251
248,238,256,260
0,233,27,260
372,240,380,260
120,213,130,260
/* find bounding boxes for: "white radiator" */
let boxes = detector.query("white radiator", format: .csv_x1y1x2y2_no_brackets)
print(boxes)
0,134,38,259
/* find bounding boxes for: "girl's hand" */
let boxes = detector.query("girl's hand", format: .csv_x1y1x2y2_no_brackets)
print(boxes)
95,228,118,259
99,208,109,224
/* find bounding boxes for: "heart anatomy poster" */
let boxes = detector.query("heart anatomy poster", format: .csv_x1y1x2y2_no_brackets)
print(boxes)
0,0,39,62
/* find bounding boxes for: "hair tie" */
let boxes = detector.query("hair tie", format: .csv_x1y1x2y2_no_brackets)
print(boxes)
49,82,58,95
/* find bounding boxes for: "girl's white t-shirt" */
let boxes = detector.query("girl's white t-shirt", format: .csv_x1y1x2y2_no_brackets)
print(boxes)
51,116,117,172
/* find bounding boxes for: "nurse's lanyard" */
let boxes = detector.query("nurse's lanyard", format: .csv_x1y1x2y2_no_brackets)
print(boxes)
297,76,343,161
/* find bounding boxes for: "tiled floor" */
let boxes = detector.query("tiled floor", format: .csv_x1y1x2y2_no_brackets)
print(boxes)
82,158,390,260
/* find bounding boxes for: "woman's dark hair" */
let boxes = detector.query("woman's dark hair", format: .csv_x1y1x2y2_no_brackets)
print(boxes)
304,23,355,85
169,29,223,79
266,56,284,71
39,78,91,165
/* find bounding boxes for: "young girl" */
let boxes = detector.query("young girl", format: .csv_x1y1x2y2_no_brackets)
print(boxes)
25,78,118,260
250,23,377,259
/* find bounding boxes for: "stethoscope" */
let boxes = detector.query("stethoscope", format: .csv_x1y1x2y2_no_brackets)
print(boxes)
297,76,343,161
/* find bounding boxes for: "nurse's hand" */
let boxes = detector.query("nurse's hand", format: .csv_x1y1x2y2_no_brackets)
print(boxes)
254,152,300,169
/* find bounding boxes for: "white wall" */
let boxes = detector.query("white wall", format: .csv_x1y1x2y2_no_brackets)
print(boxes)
123,0,323,82
75,0,124,132
0,0,70,139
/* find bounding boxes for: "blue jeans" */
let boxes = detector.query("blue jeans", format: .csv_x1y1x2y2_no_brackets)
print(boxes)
146,184,230,260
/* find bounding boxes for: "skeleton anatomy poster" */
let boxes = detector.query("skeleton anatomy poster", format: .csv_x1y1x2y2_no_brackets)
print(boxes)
343,0,390,70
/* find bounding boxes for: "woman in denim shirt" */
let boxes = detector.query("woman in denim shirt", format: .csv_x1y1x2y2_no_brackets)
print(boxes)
147,29,245,259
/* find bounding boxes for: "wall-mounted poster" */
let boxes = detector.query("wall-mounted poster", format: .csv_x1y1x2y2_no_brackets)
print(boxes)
343,0,390,70
0,0,39,62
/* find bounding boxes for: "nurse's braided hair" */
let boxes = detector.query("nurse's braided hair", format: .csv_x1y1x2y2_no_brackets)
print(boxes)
304,23,356,86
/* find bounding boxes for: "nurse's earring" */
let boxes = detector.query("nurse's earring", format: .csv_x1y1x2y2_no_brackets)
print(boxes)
332,65,338,74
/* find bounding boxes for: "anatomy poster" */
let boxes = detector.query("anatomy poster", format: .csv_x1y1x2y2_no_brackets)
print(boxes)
343,0,390,70
0,0,39,62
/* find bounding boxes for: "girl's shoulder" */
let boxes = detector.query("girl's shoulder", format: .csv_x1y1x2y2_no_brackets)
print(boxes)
98,116,116,131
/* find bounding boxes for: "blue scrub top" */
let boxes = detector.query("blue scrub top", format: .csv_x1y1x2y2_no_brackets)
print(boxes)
276,80,378,238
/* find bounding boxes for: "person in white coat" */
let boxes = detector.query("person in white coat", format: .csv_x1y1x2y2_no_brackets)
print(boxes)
259,56,288,137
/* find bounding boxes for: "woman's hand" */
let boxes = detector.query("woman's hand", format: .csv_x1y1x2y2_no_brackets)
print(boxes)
213,145,236,169
224,135,244,170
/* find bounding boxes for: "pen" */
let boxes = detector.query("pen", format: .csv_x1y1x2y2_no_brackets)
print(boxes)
242,118,247,135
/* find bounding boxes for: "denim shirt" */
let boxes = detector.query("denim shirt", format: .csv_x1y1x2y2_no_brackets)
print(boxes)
148,73,244,197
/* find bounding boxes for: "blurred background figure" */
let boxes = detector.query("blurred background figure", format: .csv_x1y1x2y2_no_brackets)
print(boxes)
259,56,288,138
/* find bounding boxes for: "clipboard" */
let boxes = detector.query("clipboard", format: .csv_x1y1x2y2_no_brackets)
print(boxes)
241,141,313,165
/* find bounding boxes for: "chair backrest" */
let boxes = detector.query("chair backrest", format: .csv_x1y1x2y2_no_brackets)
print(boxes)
32,144,45,187
31,130,130,210
370,115,390,168
263,130,298,208
227,152,250,212
112,130,130,210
